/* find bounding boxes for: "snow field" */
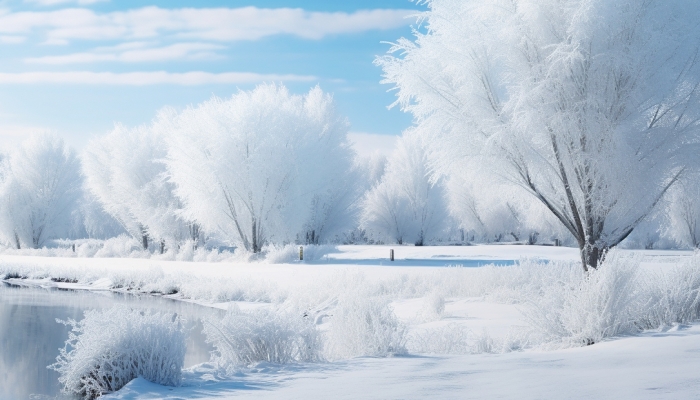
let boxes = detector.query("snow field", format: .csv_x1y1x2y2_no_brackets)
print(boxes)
2,245,699,398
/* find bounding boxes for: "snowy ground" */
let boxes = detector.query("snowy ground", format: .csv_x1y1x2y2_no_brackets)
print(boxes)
112,325,700,399
1,245,698,399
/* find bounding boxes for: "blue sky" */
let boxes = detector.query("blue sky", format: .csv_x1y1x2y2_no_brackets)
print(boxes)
0,0,425,151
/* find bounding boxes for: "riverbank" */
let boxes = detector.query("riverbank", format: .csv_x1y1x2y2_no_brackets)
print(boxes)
2,245,698,399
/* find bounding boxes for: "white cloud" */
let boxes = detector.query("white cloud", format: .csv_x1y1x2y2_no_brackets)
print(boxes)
25,42,225,64
0,7,415,44
347,132,398,158
24,0,107,6
0,35,26,44
0,71,317,85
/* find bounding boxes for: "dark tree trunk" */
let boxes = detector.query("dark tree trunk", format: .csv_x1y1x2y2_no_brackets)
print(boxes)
189,223,201,250
580,243,608,272
251,218,261,253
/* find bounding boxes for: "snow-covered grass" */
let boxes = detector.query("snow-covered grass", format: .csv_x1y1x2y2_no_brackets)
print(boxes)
3,245,700,398
49,306,186,399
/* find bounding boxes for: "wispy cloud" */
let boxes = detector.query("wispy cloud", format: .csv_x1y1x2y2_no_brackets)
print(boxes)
0,7,415,45
0,71,318,85
0,35,26,44
24,0,107,6
25,42,225,64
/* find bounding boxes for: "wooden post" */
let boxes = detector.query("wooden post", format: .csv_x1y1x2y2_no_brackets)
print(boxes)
390,249,394,261
299,246,304,261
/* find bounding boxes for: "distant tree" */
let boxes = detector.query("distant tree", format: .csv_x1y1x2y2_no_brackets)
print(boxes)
304,164,365,244
446,172,571,245
0,134,81,249
378,0,700,270
664,175,700,249
82,123,190,251
163,84,355,253
78,192,126,240
361,132,449,245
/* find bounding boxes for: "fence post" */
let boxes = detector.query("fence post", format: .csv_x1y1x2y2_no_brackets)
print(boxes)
299,246,304,261
390,248,394,261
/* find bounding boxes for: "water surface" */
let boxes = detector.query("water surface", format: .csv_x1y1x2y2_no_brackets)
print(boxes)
0,282,220,400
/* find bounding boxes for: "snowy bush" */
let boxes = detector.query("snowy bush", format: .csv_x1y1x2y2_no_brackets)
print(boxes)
203,306,322,373
49,306,186,399
416,292,445,322
407,323,471,355
324,295,407,360
523,252,642,347
264,244,337,264
641,260,700,328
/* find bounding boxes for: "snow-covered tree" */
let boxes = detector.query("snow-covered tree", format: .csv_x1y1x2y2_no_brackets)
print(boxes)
0,134,81,248
378,0,700,270
446,171,571,245
361,132,449,245
163,84,355,253
664,175,700,249
82,123,190,251
304,164,365,244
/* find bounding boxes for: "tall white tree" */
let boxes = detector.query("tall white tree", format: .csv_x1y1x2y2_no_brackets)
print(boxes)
82,123,190,251
162,84,355,253
378,0,700,269
361,132,449,245
0,134,81,249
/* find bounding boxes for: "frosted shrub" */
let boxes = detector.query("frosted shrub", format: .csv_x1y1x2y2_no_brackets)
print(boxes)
203,306,322,373
50,306,186,399
407,325,527,355
93,235,145,258
324,295,406,360
407,323,470,354
642,261,700,328
264,244,337,264
416,292,445,322
524,252,642,347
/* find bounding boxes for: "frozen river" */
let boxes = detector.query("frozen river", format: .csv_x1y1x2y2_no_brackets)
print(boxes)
0,282,219,400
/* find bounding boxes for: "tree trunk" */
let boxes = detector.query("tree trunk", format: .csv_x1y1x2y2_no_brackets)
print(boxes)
14,232,20,250
580,242,608,272
251,218,260,253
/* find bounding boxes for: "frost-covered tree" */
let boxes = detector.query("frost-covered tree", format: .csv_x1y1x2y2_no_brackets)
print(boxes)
304,164,365,244
378,0,700,270
361,133,449,245
664,176,700,249
82,123,190,251
163,84,355,253
447,172,571,245
0,134,81,248
78,192,126,240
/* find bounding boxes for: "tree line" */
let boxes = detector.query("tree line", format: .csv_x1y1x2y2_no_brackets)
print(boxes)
2,0,700,272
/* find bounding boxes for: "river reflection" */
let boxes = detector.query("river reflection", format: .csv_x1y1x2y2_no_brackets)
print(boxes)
0,282,221,400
